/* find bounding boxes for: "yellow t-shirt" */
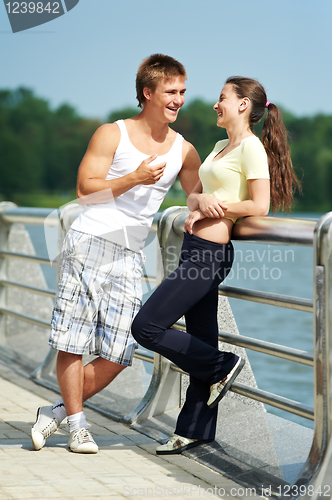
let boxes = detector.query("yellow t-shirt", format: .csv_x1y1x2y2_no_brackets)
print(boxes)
199,136,270,222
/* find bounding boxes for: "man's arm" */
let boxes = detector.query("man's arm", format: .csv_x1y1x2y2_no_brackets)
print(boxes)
178,141,201,196
76,123,166,204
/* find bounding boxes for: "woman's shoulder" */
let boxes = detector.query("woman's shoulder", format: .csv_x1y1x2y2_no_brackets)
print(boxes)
240,136,267,163
241,135,265,152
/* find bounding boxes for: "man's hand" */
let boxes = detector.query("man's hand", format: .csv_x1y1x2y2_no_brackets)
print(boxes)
184,209,205,234
197,194,228,218
135,155,167,185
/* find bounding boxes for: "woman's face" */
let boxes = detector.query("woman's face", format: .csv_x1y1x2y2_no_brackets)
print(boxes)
213,83,242,128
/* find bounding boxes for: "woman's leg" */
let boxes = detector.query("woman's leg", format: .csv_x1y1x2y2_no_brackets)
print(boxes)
131,233,236,386
175,287,219,441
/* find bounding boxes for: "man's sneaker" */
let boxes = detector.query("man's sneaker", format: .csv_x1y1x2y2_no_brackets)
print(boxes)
68,428,98,454
207,357,245,408
31,406,60,450
156,434,204,455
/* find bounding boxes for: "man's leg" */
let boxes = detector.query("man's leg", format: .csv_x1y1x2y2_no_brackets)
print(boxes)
31,353,127,452
82,356,127,401
56,351,84,416
56,352,126,413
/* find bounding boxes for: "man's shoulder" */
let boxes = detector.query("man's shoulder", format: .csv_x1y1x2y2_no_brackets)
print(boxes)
87,122,121,156
182,138,197,156
92,122,120,144
181,139,201,169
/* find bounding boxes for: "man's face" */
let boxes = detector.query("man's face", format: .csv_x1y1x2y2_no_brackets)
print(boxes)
146,75,186,123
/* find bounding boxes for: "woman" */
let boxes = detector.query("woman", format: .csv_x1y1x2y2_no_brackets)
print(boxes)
131,77,300,455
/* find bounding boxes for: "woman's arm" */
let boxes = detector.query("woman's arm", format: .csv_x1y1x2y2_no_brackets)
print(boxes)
187,181,228,217
223,179,270,219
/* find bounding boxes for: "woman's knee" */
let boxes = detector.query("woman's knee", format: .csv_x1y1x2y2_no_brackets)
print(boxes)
131,311,163,349
131,312,152,347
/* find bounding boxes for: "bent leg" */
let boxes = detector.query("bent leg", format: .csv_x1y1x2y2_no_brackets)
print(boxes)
56,351,85,416
82,357,127,401
132,234,236,385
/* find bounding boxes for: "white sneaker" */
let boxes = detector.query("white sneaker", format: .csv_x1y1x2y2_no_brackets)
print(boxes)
156,434,203,455
31,406,60,450
68,428,98,454
207,357,245,408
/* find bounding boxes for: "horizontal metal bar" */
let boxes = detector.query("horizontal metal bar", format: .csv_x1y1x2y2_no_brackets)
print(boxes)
232,381,314,421
173,320,313,366
141,275,156,283
0,307,51,329
0,279,56,298
232,216,317,246
0,250,52,265
0,207,59,226
169,363,313,420
218,285,313,312
133,349,154,363
218,330,314,366
0,205,161,231
172,213,317,246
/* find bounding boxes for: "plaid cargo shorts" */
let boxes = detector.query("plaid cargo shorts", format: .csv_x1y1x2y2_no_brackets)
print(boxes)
49,228,144,366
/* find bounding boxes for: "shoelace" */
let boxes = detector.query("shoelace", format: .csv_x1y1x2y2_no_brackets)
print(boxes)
42,418,58,439
75,428,94,444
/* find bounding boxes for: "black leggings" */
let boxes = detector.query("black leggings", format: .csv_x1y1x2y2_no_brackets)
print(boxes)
131,232,236,440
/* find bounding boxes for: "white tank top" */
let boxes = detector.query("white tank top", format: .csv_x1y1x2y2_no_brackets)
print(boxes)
71,120,184,252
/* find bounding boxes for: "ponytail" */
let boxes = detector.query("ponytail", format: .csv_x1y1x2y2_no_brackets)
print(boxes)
262,103,301,213
226,77,301,213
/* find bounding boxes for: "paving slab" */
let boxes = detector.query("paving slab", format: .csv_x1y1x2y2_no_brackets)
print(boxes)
0,367,268,500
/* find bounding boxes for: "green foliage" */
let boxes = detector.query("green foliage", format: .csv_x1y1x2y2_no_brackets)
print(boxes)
0,87,332,213
0,87,101,201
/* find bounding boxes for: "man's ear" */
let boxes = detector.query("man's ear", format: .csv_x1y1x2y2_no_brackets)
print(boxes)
143,87,152,101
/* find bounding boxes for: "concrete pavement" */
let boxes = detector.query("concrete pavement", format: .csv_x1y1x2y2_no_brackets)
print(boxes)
0,367,266,500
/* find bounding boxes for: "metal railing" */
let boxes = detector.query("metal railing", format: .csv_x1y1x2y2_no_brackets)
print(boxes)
0,201,331,498
154,207,332,499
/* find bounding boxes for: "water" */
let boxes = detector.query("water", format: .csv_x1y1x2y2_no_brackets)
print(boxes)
224,239,314,428
26,214,319,429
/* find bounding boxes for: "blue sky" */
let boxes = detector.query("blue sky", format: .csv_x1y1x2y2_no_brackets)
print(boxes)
1,0,331,120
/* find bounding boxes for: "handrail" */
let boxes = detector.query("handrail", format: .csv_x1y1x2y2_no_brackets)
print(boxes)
1,202,331,498
173,212,317,245
174,319,314,366
168,207,332,498
0,279,56,298
0,250,53,265
218,284,313,312
0,202,159,374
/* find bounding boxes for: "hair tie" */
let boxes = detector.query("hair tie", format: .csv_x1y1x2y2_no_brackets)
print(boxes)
265,101,270,108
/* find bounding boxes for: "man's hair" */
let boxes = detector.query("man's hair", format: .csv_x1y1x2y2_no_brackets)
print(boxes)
136,54,187,108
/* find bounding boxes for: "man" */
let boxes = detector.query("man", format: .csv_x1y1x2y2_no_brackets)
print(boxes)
31,54,200,454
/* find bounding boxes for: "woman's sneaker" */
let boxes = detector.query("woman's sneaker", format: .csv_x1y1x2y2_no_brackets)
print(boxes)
31,406,60,450
68,428,98,454
156,434,204,455
207,357,245,408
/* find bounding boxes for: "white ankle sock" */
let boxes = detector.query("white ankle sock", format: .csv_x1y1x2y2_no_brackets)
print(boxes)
52,398,67,423
68,411,88,433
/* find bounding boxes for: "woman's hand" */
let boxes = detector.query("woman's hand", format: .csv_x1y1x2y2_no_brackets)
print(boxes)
197,194,228,218
184,210,205,234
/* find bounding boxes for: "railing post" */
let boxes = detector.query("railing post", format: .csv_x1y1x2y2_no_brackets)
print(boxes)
0,202,17,341
296,212,332,498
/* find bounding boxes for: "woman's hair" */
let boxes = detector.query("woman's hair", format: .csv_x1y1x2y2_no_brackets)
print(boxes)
136,54,187,109
226,76,301,213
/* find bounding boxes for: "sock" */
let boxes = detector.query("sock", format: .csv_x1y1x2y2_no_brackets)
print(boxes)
67,411,88,433
52,398,67,424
